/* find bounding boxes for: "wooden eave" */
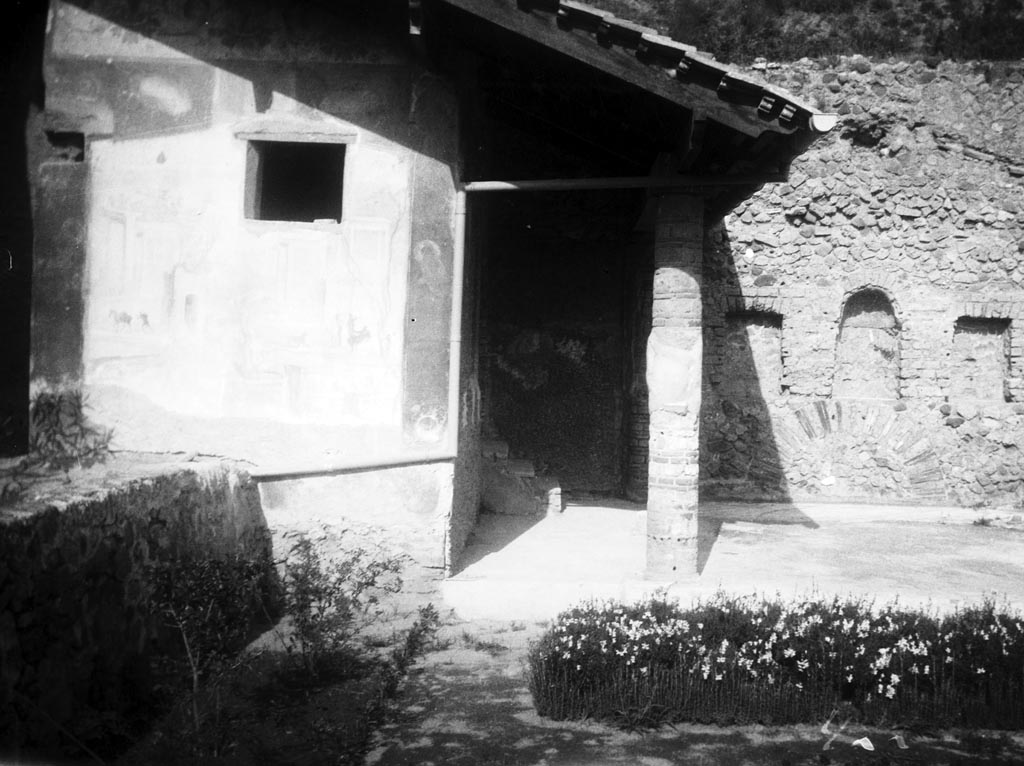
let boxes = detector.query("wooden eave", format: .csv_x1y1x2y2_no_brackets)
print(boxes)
412,0,836,149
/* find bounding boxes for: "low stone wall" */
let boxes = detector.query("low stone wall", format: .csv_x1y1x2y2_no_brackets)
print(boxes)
0,456,272,753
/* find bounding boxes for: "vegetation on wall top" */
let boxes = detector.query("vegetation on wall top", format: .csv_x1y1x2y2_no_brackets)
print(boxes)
589,0,1024,62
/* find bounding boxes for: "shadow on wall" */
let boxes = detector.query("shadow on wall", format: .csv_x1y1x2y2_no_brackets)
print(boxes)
697,223,815,573
0,0,47,455
0,461,278,759
34,0,459,456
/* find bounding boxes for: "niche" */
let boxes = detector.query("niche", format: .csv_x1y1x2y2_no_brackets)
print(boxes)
719,311,783,400
949,317,1010,401
834,289,900,400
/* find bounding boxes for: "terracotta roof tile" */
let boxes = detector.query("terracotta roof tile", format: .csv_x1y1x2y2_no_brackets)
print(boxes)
434,0,836,137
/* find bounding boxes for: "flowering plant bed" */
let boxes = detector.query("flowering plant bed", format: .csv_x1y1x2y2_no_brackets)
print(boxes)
527,593,1024,729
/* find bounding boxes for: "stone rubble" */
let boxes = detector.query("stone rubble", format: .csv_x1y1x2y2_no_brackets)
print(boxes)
700,57,1024,508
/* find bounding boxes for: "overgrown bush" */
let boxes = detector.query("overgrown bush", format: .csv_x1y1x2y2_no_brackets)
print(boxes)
148,553,274,756
277,534,405,679
128,533,440,764
28,390,112,473
528,592,1024,729
2,390,114,504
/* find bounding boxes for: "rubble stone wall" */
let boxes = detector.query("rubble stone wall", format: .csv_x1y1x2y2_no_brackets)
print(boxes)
0,459,272,750
703,57,1024,508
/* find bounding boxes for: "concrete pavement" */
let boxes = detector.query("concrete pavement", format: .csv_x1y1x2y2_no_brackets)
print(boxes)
442,501,1024,621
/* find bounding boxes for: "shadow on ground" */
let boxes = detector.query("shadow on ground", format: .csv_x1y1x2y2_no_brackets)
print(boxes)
368,621,1024,766
698,501,820,574
454,513,545,574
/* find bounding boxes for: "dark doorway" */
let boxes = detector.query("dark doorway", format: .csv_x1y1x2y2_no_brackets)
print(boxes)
0,0,47,455
474,189,649,497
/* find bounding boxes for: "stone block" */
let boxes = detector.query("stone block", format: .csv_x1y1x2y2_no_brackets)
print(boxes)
480,439,510,459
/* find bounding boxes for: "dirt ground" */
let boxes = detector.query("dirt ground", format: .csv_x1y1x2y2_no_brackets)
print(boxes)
367,503,1024,766
366,612,1024,766
7,464,1024,765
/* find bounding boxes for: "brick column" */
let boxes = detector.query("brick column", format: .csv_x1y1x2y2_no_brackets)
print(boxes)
646,194,703,578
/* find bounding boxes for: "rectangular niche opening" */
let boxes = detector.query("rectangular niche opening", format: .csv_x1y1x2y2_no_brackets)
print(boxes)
719,311,783,399
950,316,1011,402
45,131,85,162
245,140,345,223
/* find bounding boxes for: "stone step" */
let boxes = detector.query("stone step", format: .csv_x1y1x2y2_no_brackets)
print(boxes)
481,459,562,517
504,458,535,478
532,475,563,515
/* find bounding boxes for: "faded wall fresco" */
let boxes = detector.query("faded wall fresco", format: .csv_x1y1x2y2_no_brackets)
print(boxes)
40,1,459,469
83,128,409,453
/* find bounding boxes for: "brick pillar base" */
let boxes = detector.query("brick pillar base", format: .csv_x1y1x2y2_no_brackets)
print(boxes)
645,194,703,578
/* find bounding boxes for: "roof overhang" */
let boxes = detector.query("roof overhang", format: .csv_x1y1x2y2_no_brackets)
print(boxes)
410,0,836,212
424,0,835,140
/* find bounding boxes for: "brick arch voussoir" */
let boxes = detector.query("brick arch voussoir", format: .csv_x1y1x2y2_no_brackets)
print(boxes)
839,275,904,328
776,400,947,502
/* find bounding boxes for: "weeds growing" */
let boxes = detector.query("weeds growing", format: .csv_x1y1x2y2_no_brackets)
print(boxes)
276,534,404,680
130,531,440,765
1,390,113,504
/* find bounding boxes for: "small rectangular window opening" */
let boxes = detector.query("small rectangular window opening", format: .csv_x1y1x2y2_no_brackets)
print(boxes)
245,140,345,223
46,131,85,162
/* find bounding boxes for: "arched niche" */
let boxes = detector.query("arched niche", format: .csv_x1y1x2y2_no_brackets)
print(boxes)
833,288,900,400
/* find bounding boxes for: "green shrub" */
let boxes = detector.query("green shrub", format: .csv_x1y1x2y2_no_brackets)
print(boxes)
528,592,1024,729
149,553,274,754
277,534,405,679
2,390,114,504
129,535,439,764
28,390,112,473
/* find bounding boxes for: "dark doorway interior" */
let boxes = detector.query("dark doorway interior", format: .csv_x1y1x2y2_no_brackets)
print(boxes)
0,0,47,455
475,189,649,496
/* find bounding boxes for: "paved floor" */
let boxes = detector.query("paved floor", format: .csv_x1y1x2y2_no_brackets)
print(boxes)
443,500,1024,621
369,501,1024,766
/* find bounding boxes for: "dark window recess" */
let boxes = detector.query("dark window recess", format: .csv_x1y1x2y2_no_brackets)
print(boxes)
950,316,1011,401
246,141,345,222
45,131,85,162
719,311,783,399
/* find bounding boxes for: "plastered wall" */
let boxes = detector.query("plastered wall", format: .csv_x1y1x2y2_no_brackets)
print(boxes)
31,0,476,573
36,1,460,470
